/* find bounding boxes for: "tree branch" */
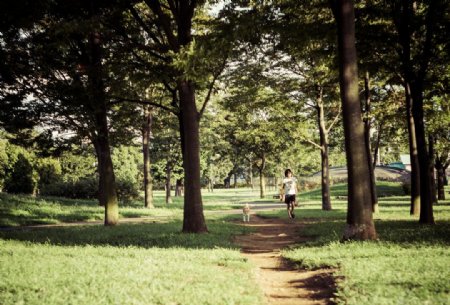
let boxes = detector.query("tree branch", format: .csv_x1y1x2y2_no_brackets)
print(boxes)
327,103,341,133
198,57,227,120
129,5,163,46
109,95,177,115
300,136,321,150
145,0,179,51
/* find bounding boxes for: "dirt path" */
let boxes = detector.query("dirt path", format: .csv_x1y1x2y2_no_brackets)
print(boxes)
234,215,335,305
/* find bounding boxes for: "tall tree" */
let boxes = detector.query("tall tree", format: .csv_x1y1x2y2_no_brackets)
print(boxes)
330,0,377,240
0,1,121,225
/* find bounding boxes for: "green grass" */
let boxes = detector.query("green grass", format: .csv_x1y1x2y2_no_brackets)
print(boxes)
0,188,261,227
263,184,450,305
0,218,263,305
1,182,449,305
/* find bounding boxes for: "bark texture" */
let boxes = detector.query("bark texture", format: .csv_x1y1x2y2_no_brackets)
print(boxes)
333,0,377,240
317,88,332,210
363,72,378,213
143,105,154,208
88,31,118,225
179,80,207,233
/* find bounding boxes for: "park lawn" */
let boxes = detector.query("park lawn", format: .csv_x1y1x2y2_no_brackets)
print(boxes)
0,188,257,227
267,184,450,305
0,219,263,305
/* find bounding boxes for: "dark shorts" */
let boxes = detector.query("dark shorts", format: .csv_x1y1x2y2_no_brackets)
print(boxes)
284,194,296,205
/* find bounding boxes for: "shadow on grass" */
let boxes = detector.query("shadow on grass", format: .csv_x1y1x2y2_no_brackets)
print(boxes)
0,219,243,250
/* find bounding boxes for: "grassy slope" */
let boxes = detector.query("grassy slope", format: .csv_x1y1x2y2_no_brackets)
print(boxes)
265,184,450,305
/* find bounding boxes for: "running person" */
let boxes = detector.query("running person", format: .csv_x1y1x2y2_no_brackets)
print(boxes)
282,169,297,219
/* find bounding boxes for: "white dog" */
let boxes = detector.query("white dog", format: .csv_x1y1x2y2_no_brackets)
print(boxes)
242,203,251,222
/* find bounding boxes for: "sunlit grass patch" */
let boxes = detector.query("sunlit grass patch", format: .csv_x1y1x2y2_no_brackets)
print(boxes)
0,218,263,305
0,241,262,305
277,184,450,305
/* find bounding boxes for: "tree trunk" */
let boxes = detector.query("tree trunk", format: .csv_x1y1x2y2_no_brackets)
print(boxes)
411,86,434,224
178,80,207,233
143,105,154,208
259,169,266,199
333,0,377,240
405,82,421,215
363,72,378,213
233,171,237,188
436,159,446,200
249,162,254,190
88,31,118,226
259,153,266,199
372,122,383,169
166,162,172,204
428,135,437,204
317,88,332,210
93,141,105,207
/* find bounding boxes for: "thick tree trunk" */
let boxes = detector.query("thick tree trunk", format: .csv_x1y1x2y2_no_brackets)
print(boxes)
166,163,172,204
363,72,378,213
317,88,332,211
405,82,421,215
88,31,118,226
93,141,105,207
178,80,207,233
411,87,434,224
333,0,377,240
143,105,154,208
436,160,446,200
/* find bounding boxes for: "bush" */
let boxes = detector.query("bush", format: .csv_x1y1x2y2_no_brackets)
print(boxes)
41,177,98,199
4,153,37,194
116,179,140,202
37,158,62,192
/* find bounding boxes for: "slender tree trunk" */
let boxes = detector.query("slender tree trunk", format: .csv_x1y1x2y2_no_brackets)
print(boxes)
317,88,332,210
259,169,266,199
411,87,434,224
88,31,118,226
166,162,172,204
178,80,207,233
233,171,237,188
372,122,383,169
249,162,254,190
405,82,421,215
428,135,437,204
143,105,154,208
259,153,266,199
333,0,377,240
436,159,446,200
363,72,378,213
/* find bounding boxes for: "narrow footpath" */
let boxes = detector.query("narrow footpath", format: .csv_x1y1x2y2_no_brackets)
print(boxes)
234,215,335,305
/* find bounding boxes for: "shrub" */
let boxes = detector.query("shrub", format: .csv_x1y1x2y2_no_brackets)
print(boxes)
41,177,98,199
4,153,37,194
116,179,140,202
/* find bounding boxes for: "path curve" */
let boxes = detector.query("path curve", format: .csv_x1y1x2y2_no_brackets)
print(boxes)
234,215,335,305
